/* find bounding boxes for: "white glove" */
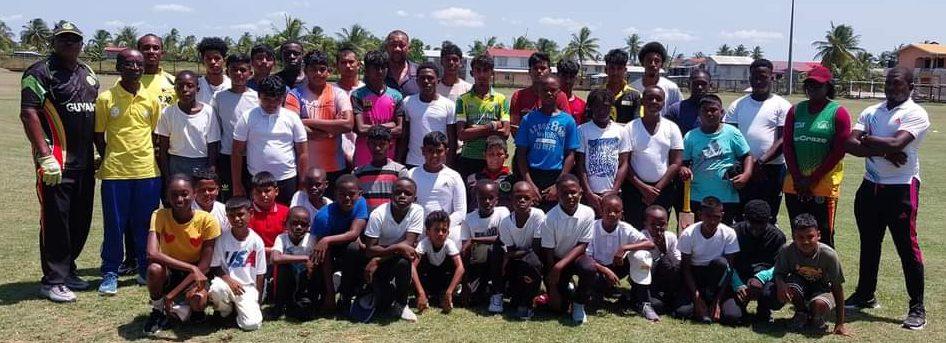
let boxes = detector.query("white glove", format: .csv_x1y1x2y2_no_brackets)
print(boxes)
36,154,62,186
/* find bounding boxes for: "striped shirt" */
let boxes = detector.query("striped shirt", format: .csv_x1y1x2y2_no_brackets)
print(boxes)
353,159,406,211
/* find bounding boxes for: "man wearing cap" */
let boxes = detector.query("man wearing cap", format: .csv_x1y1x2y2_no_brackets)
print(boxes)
844,67,930,330
782,65,850,247
631,42,682,116
20,21,99,302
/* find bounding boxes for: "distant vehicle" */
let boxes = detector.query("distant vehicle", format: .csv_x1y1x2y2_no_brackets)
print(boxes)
13,51,43,58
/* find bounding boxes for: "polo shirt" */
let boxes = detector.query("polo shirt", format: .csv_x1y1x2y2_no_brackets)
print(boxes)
566,94,587,124
94,83,162,179
232,107,307,181
248,203,289,247
456,89,510,159
197,75,231,105
854,99,930,184
586,220,647,266
385,61,420,96
351,85,405,166
140,69,176,109
310,198,369,238
498,208,546,251
606,82,643,124
631,76,682,117
20,56,99,170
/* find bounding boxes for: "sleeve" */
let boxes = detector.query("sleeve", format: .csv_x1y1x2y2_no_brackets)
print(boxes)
455,96,467,122
620,126,633,153
335,89,353,113
206,107,221,143
628,227,647,244
94,96,109,133
575,126,586,154
232,111,249,142
284,92,301,115
565,119,581,151
154,107,171,137
309,210,326,237
353,198,369,220
731,128,751,158
668,234,682,262
351,93,365,116
20,70,47,109
210,238,225,267
723,229,740,254
533,212,546,239
446,240,460,256
723,99,738,124
773,246,790,281
460,214,472,241
668,121,684,150
272,234,285,253
826,250,845,284
406,207,425,235
446,100,457,125
677,230,692,255
498,222,514,248
449,174,467,227
150,99,162,130
394,96,406,118
577,215,594,243
777,100,789,127
682,133,693,162
401,97,412,122
499,96,511,121
415,238,428,255
555,91,570,111
290,113,307,143
540,216,556,249
900,107,931,138
808,107,852,182
203,214,222,240
514,117,529,147
150,210,161,233
255,242,267,275
852,107,869,132
585,228,595,256
363,209,381,238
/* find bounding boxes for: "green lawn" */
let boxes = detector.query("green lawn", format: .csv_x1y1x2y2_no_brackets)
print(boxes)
0,71,942,342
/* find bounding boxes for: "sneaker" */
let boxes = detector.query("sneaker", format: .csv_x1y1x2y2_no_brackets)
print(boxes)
170,303,192,322
789,311,808,330
136,274,147,286
844,293,880,309
332,271,342,291
265,305,285,320
143,309,169,335
488,294,504,314
40,284,76,302
516,305,534,320
903,305,927,330
572,303,587,324
118,260,138,276
98,273,118,296
393,303,417,322
638,302,660,322
65,275,90,291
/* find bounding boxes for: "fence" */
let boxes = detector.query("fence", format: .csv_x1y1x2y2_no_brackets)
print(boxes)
0,53,204,75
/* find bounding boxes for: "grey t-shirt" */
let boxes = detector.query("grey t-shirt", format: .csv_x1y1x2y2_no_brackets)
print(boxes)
773,242,844,289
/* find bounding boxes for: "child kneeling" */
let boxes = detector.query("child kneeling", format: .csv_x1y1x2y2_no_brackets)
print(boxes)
208,197,266,331
413,211,465,313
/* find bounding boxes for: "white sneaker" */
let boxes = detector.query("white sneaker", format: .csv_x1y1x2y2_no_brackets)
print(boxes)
332,271,342,291
170,303,191,322
488,294,504,313
40,284,76,302
393,304,417,322
572,303,587,324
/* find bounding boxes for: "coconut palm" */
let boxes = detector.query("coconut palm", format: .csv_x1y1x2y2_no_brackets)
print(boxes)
0,20,15,52
304,25,336,54
232,32,254,54
408,38,425,63
716,44,732,56
336,24,378,55
468,36,500,56
625,33,642,64
563,26,599,65
512,35,535,50
179,35,198,62
733,44,749,57
535,38,559,60
84,29,112,61
163,28,180,59
113,26,138,48
274,14,305,44
19,18,52,52
812,22,864,73
751,46,764,60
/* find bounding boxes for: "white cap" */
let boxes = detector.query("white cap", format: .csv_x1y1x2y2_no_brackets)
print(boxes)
628,250,653,285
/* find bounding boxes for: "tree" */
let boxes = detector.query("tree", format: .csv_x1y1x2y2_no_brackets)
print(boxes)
274,14,305,45
0,20,15,52
878,44,903,68
85,29,112,61
468,36,499,56
716,44,732,56
733,44,749,57
751,46,764,60
625,33,642,64
693,51,706,59
408,38,425,63
812,22,864,75
535,38,559,61
114,26,138,48
163,28,180,59
232,32,254,54
179,35,198,62
854,51,877,80
512,35,535,50
563,26,600,65
19,18,52,52
304,25,336,55
336,24,378,55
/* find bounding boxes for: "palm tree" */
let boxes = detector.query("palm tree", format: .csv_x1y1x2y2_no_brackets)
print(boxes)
304,25,336,54
336,24,378,55
751,46,764,60
563,26,600,64
733,44,749,57
468,36,500,56
19,18,52,52
693,51,706,59
84,29,112,61
625,33,642,64
408,38,425,63
854,51,877,80
179,35,198,62
878,44,903,68
274,14,305,44
232,32,254,54
114,26,138,48
716,44,732,56
512,35,535,50
812,22,864,74
162,28,180,59
0,20,15,52
535,38,559,60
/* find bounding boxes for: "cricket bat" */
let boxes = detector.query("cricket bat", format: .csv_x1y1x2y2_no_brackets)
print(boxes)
678,180,695,230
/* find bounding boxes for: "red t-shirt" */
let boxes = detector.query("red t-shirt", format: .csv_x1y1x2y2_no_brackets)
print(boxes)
509,87,570,125
249,203,290,247
566,94,587,124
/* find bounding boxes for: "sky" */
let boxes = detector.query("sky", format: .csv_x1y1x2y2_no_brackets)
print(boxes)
2,0,943,62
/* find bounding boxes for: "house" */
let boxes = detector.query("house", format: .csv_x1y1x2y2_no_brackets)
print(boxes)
487,47,536,87
897,43,946,84
668,57,706,78
706,55,754,88
104,46,127,59
423,49,472,82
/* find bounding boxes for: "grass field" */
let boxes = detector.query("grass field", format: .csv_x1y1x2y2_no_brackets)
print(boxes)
0,70,942,342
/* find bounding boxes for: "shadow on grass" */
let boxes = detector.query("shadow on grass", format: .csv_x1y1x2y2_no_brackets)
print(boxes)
0,280,42,306
117,312,225,341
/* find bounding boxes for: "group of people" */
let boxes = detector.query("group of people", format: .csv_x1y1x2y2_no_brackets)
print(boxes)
20,21,930,337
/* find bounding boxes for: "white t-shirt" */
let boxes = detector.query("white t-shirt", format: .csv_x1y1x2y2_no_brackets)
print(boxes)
403,95,456,166
197,75,232,106
364,203,425,247
677,222,739,266
211,230,267,286
416,237,460,266
627,117,684,183
404,166,467,244
498,208,545,250
642,229,681,264
631,76,682,117
437,79,473,102
272,232,314,256
213,89,259,155
461,207,509,241
724,94,791,165
155,103,221,158
232,107,307,181
289,190,332,223
192,201,230,233
854,99,930,184
541,204,595,259
577,121,632,193
586,220,647,266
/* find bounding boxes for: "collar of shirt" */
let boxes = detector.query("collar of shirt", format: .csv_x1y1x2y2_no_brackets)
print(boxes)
113,83,147,100
253,203,278,214
482,166,510,180
880,98,917,113
472,88,496,101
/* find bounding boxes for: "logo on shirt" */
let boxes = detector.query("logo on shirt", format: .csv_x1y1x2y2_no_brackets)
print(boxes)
794,264,824,282
225,249,257,268
587,137,620,177
65,102,95,113
86,75,97,86
109,106,120,118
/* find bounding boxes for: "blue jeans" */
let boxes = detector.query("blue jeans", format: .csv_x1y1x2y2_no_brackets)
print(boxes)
100,177,161,278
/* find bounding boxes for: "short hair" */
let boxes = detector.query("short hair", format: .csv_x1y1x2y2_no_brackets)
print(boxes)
644,204,668,218
743,199,771,223
258,75,287,97
136,34,162,49
485,135,507,152
226,53,251,68
601,194,622,207
225,197,252,212
638,42,667,63
700,196,723,211
417,61,441,77
440,42,463,59
887,66,915,84
288,206,311,222
116,49,142,70
279,41,303,58
425,210,450,229
422,131,448,148
556,173,580,187
363,50,388,70
528,52,552,68
167,173,193,189
586,88,613,108
175,70,197,82
395,176,417,190
366,125,392,141
197,37,229,57
336,45,357,62
750,58,774,71
604,48,629,66
690,68,710,80
476,179,498,193
699,94,723,108
792,213,819,232
556,59,580,77
335,174,358,189
470,53,495,70
192,168,219,185
385,30,409,44
252,171,278,189
304,50,330,67
250,44,275,59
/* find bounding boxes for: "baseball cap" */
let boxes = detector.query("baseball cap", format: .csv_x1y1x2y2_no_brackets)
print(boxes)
53,21,83,39
805,65,833,84
628,250,653,285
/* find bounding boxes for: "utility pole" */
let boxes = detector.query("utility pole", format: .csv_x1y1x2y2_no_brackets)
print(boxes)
787,0,796,95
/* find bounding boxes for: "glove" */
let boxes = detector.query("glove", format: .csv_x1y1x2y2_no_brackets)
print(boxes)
36,154,62,186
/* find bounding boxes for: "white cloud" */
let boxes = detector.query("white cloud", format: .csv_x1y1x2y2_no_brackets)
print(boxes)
430,7,485,27
229,19,272,31
396,10,409,17
651,28,697,42
538,17,591,31
151,4,193,13
0,14,23,21
105,20,145,27
720,29,784,42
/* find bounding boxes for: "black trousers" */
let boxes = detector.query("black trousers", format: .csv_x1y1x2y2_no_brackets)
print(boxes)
650,255,681,313
419,257,457,303
853,179,925,307
463,242,504,299
785,193,838,247
676,257,730,317
505,250,544,307
739,163,785,224
275,177,298,206
372,256,412,310
273,263,320,316
216,153,251,203
529,168,561,211
552,256,596,308
37,168,94,285
623,180,679,229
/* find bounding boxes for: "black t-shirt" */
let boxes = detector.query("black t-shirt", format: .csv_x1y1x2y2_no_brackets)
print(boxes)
733,221,786,281
275,68,303,89
21,56,99,170
612,86,642,124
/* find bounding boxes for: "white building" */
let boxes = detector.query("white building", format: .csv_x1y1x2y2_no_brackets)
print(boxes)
706,55,754,88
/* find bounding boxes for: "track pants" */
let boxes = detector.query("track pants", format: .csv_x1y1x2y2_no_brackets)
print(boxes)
37,169,94,285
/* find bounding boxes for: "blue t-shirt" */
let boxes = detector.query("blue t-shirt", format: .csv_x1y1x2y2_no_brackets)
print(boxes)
514,109,580,171
310,198,369,238
683,124,751,203
665,98,701,134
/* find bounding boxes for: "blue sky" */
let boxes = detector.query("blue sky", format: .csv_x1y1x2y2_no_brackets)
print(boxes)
2,0,942,61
